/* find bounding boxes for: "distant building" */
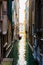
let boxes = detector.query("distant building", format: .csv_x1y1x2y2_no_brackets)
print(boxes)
25,0,29,39
12,0,19,41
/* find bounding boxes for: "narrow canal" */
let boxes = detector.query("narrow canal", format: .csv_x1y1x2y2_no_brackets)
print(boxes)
8,34,39,65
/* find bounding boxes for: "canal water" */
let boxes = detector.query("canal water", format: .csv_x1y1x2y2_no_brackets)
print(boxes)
8,35,39,65
17,35,27,65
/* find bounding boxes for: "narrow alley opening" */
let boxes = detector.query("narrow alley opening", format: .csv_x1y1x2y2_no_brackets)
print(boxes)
0,0,43,65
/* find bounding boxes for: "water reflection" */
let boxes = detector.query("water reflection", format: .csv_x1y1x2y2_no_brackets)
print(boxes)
17,34,27,65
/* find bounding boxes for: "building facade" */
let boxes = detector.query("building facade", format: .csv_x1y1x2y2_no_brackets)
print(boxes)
28,0,43,65
12,0,19,41
0,0,13,59
25,0,29,39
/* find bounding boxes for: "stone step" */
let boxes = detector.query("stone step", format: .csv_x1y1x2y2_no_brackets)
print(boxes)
0,58,13,65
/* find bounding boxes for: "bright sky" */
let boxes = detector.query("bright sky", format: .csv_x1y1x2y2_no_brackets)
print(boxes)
19,0,27,23
19,0,27,36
